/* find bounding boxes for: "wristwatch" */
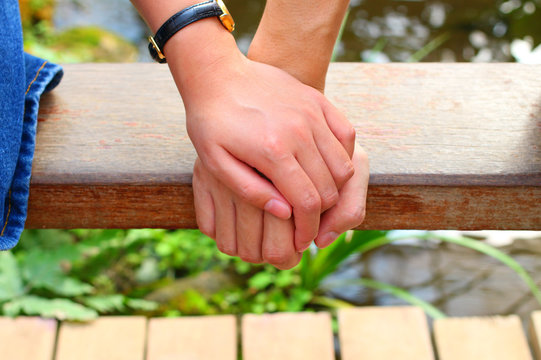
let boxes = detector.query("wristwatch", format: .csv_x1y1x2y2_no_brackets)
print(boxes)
148,0,235,63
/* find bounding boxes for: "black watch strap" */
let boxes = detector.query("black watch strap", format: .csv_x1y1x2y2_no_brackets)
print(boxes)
148,0,223,63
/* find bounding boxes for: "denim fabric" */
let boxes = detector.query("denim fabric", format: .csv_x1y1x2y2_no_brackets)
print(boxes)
1,0,63,250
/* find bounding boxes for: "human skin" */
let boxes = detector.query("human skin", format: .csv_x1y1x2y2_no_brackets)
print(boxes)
130,0,356,252
193,0,369,269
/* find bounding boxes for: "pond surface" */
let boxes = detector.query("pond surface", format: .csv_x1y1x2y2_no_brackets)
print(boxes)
54,0,541,63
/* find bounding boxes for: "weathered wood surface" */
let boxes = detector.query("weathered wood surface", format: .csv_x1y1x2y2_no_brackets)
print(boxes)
338,307,434,360
147,316,237,360
55,316,147,360
28,63,541,229
242,312,335,360
434,315,533,360
0,317,57,360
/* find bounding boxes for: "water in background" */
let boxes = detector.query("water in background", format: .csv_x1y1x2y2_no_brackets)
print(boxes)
53,0,541,63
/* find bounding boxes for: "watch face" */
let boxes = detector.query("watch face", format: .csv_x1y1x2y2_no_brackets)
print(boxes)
217,0,235,32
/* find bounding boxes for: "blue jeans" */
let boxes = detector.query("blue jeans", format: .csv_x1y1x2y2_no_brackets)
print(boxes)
1,0,63,250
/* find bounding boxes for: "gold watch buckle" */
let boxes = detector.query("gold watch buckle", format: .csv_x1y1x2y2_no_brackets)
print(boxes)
216,0,235,32
148,36,166,61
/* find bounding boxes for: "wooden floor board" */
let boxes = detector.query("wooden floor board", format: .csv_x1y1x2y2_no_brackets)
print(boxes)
434,316,533,360
55,316,147,360
242,312,335,360
147,315,237,360
338,307,434,360
0,317,57,360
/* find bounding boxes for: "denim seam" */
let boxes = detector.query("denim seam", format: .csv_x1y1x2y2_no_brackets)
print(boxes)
1,60,47,238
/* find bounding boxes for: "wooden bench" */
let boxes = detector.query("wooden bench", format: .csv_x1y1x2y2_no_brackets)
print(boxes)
2,308,541,359
28,63,540,230
10,63,540,359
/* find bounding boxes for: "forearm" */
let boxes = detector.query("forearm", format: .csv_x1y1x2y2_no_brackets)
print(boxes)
248,0,349,92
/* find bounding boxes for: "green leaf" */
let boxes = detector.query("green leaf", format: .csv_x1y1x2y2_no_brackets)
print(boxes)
20,247,93,296
83,295,126,313
275,270,295,288
49,277,94,296
3,296,97,321
126,298,158,311
0,252,24,302
249,272,274,290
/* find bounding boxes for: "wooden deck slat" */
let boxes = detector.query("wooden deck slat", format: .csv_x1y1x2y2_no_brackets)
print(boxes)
531,311,541,360
338,307,434,360
26,63,541,230
146,315,237,360
0,317,57,360
242,312,335,360
55,316,146,360
434,316,533,360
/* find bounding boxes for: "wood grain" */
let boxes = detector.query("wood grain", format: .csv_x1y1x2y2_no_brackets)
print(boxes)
434,315,533,360
147,316,237,360
55,316,146,360
338,307,434,360
0,317,57,360
531,311,541,360
242,312,335,360
27,63,541,229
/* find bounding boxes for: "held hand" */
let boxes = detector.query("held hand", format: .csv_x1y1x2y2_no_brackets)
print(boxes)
193,158,301,270
181,54,355,251
193,143,367,268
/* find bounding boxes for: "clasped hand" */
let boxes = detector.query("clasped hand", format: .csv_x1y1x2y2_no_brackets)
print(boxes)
186,52,368,269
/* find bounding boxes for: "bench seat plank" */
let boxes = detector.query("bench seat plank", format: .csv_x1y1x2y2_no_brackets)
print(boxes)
434,315,533,360
0,317,57,360
147,316,237,360
28,63,541,229
55,316,147,360
242,312,335,360
338,307,434,360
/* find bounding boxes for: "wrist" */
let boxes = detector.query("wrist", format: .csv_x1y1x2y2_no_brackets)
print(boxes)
164,18,242,98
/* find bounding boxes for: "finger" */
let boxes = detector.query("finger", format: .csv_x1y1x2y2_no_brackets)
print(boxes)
296,139,339,212
201,146,292,220
228,144,322,253
320,97,356,159
214,186,238,257
235,198,264,264
262,212,302,270
192,164,216,239
257,154,321,252
315,145,369,248
312,116,355,191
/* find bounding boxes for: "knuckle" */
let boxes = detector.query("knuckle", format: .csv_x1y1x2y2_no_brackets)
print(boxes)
263,249,289,266
335,160,355,184
239,251,263,264
262,136,289,162
237,181,257,202
346,205,366,227
198,222,216,240
321,190,339,211
337,124,356,146
299,191,321,213
217,243,237,257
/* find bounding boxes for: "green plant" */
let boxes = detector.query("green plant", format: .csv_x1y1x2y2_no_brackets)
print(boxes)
0,230,158,321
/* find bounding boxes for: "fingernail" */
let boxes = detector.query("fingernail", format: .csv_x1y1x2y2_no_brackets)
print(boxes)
319,232,339,248
264,199,291,219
